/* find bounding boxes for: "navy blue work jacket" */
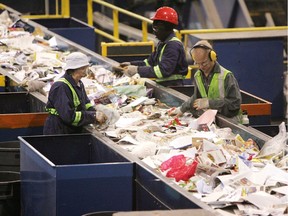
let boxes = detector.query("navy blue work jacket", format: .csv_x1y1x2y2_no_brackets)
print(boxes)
130,32,188,86
43,73,96,135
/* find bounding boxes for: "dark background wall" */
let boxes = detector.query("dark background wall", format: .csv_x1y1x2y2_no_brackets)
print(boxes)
2,0,287,28
1,0,87,21
1,0,192,30
2,0,46,15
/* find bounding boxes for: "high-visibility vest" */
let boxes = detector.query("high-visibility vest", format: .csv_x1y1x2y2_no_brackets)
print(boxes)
194,66,230,99
195,67,242,120
46,78,93,126
144,37,186,83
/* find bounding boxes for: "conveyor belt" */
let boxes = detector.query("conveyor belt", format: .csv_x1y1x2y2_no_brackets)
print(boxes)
2,14,272,214
30,15,271,202
25,19,119,69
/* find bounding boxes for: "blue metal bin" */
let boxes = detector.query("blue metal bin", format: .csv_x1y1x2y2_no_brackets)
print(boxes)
19,134,134,216
0,92,47,141
32,18,96,52
0,141,20,172
134,163,204,211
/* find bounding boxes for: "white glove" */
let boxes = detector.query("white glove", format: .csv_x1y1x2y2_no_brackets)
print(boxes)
193,98,209,110
119,62,131,68
123,65,138,77
95,111,108,125
27,80,47,96
95,104,120,125
168,107,183,116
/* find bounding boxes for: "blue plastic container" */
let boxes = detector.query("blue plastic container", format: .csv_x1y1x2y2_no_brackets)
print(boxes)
19,134,134,216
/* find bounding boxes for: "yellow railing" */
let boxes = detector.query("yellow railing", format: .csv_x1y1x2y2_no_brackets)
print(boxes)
87,0,153,42
94,28,125,43
22,0,70,19
101,41,155,57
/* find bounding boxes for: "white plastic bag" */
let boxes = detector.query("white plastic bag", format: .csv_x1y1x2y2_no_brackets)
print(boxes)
257,122,288,158
95,104,120,126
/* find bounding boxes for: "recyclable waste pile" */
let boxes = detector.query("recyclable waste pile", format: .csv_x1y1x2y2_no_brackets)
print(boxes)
0,9,287,216
104,104,288,216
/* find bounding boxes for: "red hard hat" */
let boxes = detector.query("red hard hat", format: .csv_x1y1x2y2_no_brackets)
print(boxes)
151,6,178,25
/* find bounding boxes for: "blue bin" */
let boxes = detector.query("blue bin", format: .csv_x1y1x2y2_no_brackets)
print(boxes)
19,134,133,216
134,163,202,211
0,92,47,141
32,18,96,52
0,171,21,216
0,141,20,172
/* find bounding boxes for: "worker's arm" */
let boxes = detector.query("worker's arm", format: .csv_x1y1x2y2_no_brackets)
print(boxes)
48,84,96,126
134,41,185,78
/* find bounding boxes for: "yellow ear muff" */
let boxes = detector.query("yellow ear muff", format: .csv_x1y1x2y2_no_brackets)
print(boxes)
209,50,217,61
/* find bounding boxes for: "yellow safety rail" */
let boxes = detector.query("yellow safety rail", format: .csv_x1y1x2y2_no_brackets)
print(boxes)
101,40,192,80
87,0,182,46
87,0,153,42
180,26,288,80
94,28,125,43
22,0,70,19
101,41,155,57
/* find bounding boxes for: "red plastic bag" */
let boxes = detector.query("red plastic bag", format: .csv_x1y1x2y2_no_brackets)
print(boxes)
166,160,198,182
160,155,198,182
160,155,186,172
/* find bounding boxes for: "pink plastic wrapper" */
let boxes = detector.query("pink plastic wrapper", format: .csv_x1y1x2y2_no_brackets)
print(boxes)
160,155,198,182
160,155,186,172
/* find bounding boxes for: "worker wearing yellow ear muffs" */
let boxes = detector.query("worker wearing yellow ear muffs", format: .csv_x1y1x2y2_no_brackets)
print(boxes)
169,40,242,122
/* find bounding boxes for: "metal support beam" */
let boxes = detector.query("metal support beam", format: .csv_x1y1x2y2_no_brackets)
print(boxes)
201,0,223,28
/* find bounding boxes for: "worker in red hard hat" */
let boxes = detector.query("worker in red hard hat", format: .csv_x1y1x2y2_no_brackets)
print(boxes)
115,6,188,87
152,6,179,25
155,0,187,30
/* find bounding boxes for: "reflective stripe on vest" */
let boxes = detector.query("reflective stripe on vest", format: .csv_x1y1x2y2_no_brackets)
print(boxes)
194,66,231,99
85,103,93,110
46,78,82,126
154,37,186,82
144,59,150,66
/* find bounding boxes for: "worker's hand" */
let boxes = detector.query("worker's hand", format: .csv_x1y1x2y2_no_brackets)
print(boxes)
95,104,120,125
112,66,124,77
193,98,209,110
119,62,131,68
123,65,138,77
95,111,108,125
167,107,183,117
27,80,47,96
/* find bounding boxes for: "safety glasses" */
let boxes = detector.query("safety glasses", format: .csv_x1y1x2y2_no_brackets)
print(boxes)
193,59,210,67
